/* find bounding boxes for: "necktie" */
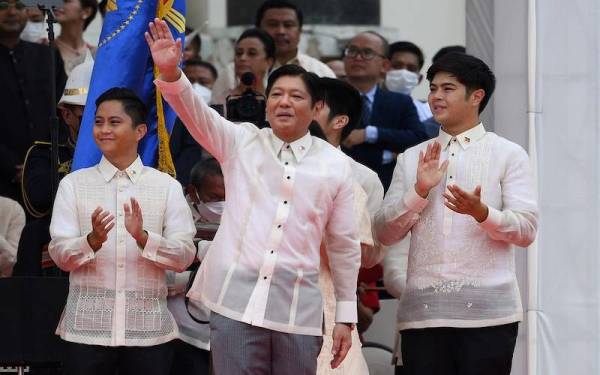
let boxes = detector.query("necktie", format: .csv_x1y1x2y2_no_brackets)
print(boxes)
361,94,372,128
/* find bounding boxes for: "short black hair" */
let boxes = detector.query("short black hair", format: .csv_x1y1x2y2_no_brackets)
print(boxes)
432,45,466,63
255,0,303,29
95,87,148,126
184,58,218,80
319,77,362,142
189,158,222,189
80,0,98,30
427,52,496,113
388,41,425,70
237,28,276,61
265,65,322,106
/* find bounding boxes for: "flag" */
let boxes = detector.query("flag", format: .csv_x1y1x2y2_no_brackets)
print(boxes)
72,0,186,175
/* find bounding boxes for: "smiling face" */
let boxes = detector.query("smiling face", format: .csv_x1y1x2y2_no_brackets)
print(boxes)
428,71,484,130
266,75,316,142
93,100,146,159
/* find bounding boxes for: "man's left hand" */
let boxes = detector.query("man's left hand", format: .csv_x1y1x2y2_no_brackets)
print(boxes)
443,184,489,222
342,129,366,149
124,197,148,247
331,323,353,369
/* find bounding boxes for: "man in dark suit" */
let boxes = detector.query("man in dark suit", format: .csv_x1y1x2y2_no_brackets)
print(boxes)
342,32,427,190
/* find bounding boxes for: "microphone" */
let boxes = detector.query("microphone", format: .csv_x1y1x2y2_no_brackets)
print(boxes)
240,72,256,87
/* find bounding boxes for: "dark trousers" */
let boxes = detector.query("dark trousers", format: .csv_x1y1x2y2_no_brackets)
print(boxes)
401,323,519,375
63,340,174,375
169,339,211,375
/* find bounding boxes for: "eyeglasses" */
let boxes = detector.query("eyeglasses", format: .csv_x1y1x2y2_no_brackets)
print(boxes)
0,1,26,10
343,46,386,60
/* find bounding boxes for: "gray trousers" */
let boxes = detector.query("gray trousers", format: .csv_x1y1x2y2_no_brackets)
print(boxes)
210,312,323,375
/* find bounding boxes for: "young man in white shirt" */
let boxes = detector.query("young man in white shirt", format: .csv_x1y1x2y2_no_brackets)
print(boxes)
49,87,196,375
146,19,360,374
375,52,538,375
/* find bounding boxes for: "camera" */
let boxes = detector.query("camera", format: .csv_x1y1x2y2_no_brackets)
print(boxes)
225,72,267,128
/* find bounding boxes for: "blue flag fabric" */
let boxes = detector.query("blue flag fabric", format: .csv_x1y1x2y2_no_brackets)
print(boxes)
72,0,185,171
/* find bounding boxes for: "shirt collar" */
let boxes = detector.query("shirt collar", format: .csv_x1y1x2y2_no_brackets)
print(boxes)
97,155,143,183
362,85,378,104
271,131,313,162
437,123,486,150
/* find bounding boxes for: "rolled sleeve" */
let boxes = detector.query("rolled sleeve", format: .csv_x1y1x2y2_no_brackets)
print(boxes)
335,300,358,323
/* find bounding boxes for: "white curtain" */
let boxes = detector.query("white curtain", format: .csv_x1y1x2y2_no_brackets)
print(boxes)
469,0,600,374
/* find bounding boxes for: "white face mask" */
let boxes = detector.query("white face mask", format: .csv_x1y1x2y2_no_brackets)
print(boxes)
192,82,212,103
385,69,420,95
21,21,46,43
196,200,224,224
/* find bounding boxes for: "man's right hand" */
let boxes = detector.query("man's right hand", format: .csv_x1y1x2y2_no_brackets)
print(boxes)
145,18,182,82
87,207,115,251
414,141,449,198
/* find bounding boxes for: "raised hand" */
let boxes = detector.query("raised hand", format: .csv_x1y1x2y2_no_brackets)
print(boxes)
330,323,353,369
124,197,148,247
87,207,115,251
415,142,449,198
443,184,489,222
144,18,182,81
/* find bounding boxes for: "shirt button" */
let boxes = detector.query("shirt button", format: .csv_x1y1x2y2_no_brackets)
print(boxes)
284,162,289,165
286,145,290,149
283,201,288,204
118,263,124,269
286,176,291,180
277,224,282,228
449,176,453,179
118,290,124,294
263,276,268,280
270,250,274,254
451,153,455,156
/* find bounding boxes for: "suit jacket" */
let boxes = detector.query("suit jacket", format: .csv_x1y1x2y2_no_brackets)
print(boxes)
345,86,427,190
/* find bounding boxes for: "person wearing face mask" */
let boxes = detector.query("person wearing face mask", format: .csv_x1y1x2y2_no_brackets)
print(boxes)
185,158,226,227
13,57,93,277
210,28,276,108
166,158,225,375
0,0,68,204
170,60,219,186
386,41,433,122
20,6,46,43
184,58,218,103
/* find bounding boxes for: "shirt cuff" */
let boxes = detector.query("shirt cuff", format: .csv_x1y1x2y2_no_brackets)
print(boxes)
335,300,358,323
478,205,502,231
154,72,190,95
81,236,96,262
365,125,378,143
141,230,161,262
403,186,429,213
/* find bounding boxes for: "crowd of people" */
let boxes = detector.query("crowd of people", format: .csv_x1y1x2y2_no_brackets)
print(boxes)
0,0,538,374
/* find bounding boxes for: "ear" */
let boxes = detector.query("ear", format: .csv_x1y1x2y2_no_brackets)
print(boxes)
381,58,391,73
332,114,349,131
314,99,325,112
81,6,93,20
135,123,148,141
470,88,485,108
185,184,200,204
